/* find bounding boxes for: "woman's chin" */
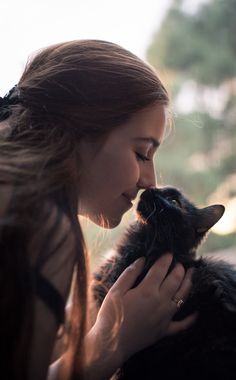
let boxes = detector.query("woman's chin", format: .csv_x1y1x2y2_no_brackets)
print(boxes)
89,213,122,229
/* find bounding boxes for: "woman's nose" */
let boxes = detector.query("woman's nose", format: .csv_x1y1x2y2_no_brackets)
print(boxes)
137,162,156,189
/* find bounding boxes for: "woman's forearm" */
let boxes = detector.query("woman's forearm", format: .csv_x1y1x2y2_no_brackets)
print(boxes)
47,357,64,380
83,325,123,380
48,329,122,380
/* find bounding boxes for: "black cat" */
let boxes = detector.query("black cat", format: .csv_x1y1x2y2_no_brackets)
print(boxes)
93,187,236,380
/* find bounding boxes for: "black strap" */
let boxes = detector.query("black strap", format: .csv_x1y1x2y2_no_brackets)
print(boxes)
33,271,65,326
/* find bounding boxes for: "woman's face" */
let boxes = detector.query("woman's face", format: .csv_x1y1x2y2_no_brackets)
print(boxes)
77,103,167,228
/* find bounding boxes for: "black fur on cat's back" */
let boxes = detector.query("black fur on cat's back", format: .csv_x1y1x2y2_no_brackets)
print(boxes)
93,187,236,379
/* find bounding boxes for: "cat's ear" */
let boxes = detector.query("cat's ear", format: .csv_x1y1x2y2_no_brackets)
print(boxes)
196,205,225,233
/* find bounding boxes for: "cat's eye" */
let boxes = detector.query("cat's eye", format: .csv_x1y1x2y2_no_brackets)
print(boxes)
170,199,181,208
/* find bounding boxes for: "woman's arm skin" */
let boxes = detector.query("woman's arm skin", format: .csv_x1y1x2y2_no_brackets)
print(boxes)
82,254,196,380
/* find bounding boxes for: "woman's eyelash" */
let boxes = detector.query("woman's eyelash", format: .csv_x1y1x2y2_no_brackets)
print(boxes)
135,152,150,162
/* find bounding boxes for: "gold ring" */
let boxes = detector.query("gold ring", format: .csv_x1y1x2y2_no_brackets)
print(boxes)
172,297,184,309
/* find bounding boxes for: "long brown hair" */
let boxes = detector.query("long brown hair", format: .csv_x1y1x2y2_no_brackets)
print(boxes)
0,40,169,379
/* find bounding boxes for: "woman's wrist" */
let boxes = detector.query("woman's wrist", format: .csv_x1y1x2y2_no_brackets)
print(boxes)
83,323,124,380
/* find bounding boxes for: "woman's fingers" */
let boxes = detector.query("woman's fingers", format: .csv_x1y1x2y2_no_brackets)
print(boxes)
160,262,186,298
111,254,194,312
110,257,145,295
170,267,194,310
97,254,197,362
139,253,173,290
160,265,193,304
166,312,198,336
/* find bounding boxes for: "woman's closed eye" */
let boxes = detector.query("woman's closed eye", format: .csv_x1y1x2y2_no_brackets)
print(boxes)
135,152,150,162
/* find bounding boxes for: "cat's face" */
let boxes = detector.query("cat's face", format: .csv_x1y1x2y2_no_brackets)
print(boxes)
136,187,225,252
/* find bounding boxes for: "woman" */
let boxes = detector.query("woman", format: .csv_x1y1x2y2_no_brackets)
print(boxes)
0,40,195,380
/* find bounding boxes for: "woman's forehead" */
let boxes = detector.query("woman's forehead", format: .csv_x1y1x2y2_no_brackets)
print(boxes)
119,104,167,141
79,103,167,155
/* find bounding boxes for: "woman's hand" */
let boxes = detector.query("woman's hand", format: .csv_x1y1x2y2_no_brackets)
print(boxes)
84,254,196,380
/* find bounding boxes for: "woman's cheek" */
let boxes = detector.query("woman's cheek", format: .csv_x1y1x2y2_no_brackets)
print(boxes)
127,158,140,185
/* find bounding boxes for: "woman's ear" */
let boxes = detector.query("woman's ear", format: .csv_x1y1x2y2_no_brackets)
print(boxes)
196,205,225,233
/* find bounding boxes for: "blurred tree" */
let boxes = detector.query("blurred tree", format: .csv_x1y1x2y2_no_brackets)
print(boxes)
148,0,236,85
147,0,236,253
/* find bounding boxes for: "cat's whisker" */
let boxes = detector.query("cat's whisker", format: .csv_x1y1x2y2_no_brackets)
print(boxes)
145,203,157,222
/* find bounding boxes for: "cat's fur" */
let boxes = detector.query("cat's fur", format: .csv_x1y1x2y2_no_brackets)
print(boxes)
93,187,236,380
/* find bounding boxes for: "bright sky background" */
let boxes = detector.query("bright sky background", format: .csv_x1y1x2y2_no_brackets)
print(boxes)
0,0,173,95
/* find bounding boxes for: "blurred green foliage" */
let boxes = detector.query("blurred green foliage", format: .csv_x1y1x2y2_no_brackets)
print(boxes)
147,0,236,254
148,0,236,85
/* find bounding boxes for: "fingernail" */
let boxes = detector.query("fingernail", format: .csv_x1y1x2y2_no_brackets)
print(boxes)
130,257,145,268
163,252,173,260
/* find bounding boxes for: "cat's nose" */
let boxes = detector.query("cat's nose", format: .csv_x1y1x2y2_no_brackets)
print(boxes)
140,187,158,201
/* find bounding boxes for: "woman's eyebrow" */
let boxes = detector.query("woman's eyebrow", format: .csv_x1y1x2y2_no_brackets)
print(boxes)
134,137,160,148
